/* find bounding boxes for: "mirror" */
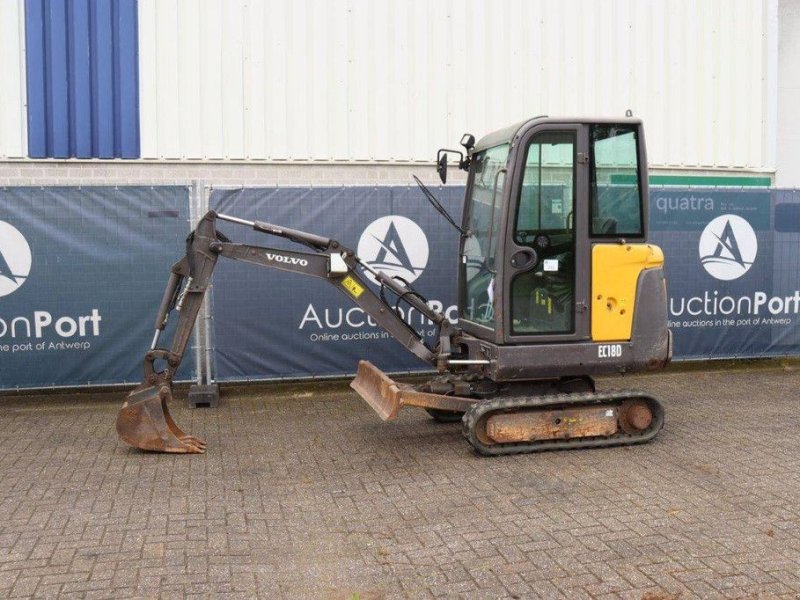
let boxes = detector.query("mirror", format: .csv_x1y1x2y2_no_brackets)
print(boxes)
437,152,448,184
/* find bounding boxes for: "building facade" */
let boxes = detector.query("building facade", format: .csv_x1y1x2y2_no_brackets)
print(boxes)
0,0,796,187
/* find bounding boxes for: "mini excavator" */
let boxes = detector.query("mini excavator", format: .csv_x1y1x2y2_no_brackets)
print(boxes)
117,116,671,456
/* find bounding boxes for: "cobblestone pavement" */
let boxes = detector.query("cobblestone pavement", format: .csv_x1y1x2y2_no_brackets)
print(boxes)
2,364,800,599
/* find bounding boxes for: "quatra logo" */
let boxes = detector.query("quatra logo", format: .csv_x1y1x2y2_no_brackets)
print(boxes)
357,216,429,285
0,221,32,298
698,214,757,281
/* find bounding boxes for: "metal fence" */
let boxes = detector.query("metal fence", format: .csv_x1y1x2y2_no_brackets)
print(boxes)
1,184,798,390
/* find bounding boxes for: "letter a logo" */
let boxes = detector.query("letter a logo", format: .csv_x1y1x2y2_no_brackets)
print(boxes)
0,221,32,297
698,214,757,281
357,216,429,285
710,220,745,266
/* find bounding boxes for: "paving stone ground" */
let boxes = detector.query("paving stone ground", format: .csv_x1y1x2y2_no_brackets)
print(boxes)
2,364,800,599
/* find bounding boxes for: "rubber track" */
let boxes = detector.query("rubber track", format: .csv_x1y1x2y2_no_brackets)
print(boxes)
461,390,665,456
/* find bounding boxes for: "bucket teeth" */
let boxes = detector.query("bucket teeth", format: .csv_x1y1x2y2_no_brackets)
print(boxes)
116,385,205,453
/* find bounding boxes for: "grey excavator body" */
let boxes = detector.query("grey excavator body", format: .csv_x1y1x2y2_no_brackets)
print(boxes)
117,116,670,456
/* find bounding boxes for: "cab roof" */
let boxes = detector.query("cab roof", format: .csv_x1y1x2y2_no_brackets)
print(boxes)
472,116,644,153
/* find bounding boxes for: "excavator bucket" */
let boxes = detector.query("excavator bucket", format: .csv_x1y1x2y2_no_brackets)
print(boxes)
350,360,403,421
116,385,206,453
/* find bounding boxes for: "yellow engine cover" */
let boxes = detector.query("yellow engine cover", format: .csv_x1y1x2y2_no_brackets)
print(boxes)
592,243,664,342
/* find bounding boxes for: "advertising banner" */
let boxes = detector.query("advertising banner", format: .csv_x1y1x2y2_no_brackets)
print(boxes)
212,186,800,380
4,184,799,390
210,186,464,380
0,186,192,389
650,188,800,359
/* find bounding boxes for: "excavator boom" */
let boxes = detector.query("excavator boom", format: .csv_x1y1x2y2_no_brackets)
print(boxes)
117,210,458,453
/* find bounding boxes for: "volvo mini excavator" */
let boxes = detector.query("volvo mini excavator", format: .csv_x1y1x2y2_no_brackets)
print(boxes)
117,116,671,456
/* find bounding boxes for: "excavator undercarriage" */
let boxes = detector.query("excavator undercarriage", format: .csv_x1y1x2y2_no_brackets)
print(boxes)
350,360,664,456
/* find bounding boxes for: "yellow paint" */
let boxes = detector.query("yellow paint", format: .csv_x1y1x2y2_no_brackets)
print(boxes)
534,289,553,314
592,244,664,341
341,275,365,299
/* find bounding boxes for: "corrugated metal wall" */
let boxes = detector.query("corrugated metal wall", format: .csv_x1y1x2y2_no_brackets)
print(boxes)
777,0,800,186
137,0,772,169
0,0,777,169
0,0,27,159
24,0,139,158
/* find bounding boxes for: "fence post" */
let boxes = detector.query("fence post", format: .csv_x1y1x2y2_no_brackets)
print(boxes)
188,180,220,408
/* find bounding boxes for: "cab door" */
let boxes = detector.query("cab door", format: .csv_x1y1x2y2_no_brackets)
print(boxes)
502,124,590,343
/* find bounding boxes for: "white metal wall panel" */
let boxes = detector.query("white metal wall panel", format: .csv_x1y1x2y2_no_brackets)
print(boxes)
776,0,798,186
137,0,771,169
0,0,27,159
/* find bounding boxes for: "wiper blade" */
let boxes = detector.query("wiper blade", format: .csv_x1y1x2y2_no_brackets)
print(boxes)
412,175,466,236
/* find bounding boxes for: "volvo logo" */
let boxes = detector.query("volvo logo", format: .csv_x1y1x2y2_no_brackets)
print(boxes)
0,221,32,298
264,252,308,267
357,216,429,285
698,214,757,281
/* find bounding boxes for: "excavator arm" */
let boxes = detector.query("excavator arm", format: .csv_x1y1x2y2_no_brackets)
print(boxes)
117,210,459,453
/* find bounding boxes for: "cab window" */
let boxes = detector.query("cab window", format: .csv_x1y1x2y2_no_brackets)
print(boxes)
511,131,576,335
590,125,643,237
460,144,509,327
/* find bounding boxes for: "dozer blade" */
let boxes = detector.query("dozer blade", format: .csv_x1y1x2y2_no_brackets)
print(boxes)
351,360,476,421
350,360,403,420
116,385,206,453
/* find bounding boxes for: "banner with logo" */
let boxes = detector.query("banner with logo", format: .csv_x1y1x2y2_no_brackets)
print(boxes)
4,184,799,391
650,188,800,359
0,187,192,389
210,186,464,379
211,186,800,379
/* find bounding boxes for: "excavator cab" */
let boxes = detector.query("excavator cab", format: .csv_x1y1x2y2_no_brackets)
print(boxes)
452,118,669,384
462,119,645,340
117,116,670,457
